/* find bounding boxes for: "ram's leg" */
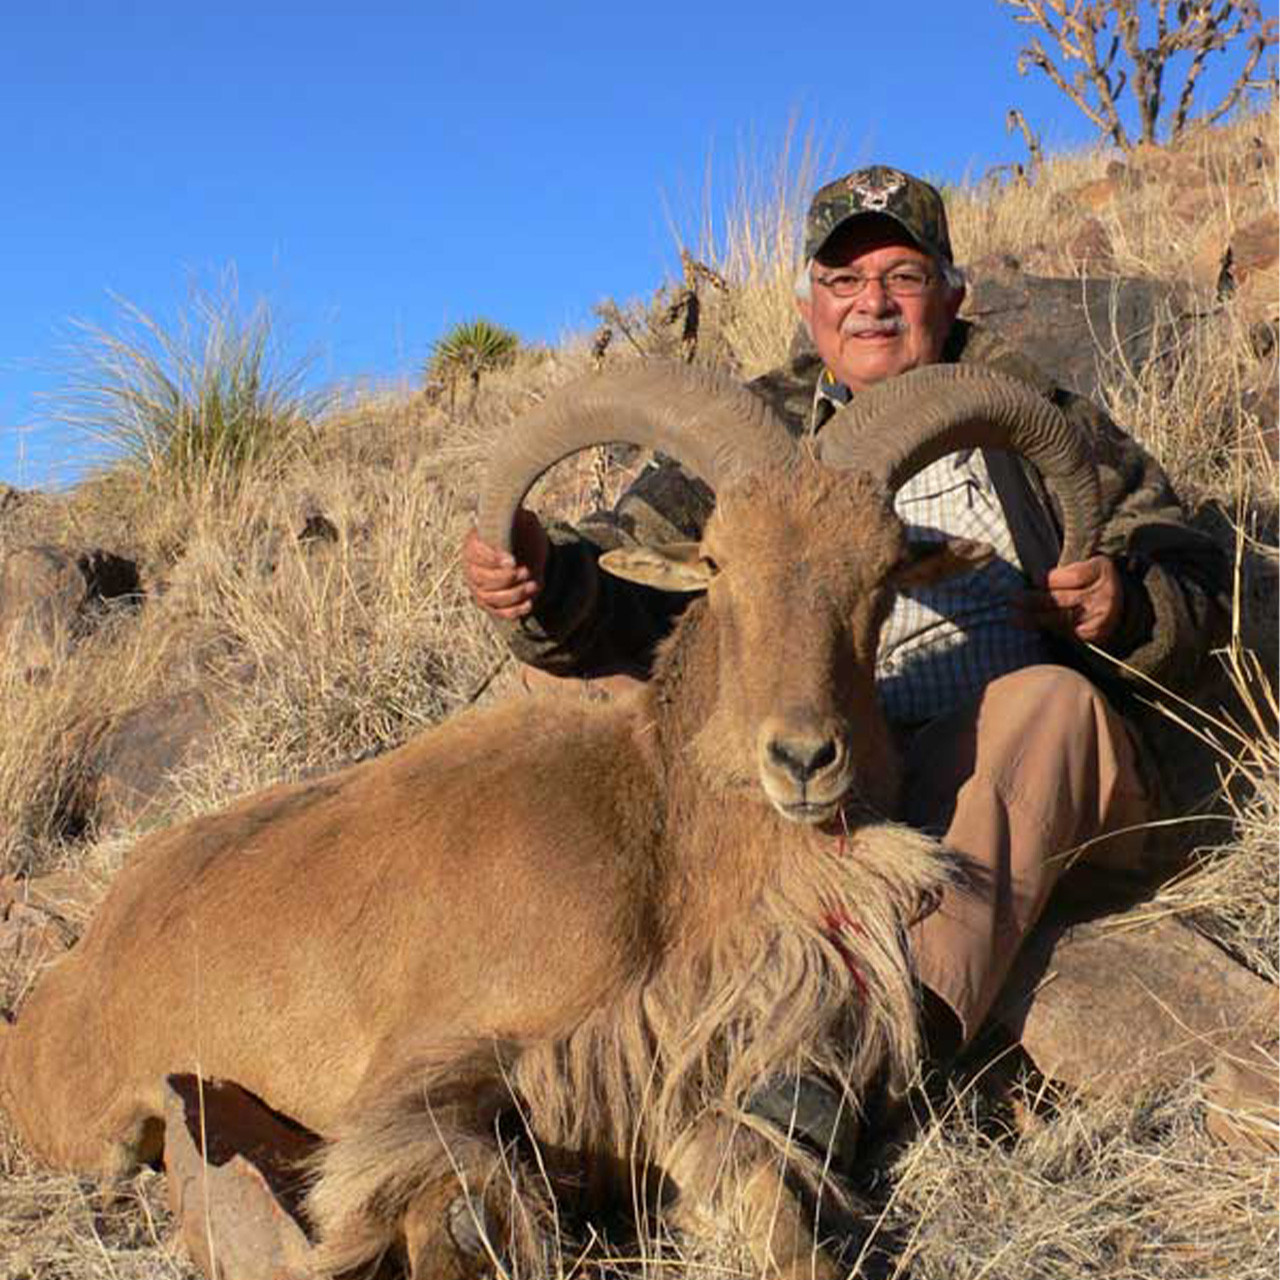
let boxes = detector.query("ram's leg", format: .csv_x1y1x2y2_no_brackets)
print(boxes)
312,1135,512,1280
323,1130,557,1280
663,1119,844,1280
400,1167,521,1280
310,1048,552,1280
738,1158,841,1280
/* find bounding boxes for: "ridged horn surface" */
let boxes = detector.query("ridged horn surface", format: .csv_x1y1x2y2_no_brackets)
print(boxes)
476,362,799,553
816,365,1101,565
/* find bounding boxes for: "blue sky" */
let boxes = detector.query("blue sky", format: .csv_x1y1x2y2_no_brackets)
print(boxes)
2,1,1272,487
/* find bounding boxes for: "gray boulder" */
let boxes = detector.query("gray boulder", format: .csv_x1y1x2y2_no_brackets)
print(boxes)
992,911,1277,1135
962,265,1188,406
89,688,214,832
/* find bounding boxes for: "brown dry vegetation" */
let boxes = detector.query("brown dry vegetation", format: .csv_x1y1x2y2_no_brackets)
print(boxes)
0,104,1276,1278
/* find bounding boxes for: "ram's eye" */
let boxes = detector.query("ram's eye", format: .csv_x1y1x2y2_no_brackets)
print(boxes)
700,554,720,575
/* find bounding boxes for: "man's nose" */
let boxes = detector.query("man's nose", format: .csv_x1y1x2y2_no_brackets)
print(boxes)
855,277,897,314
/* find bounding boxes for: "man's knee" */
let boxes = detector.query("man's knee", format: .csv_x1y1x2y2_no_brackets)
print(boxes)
979,664,1107,737
976,663,1150,862
902,666,1111,828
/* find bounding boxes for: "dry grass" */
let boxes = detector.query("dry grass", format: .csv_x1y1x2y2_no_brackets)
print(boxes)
0,605,184,872
0,104,1275,1279
1100,303,1274,508
1126,620,1279,982
0,1148,190,1280
946,105,1278,280
689,125,833,379
878,1077,1277,1280
156,455,500,806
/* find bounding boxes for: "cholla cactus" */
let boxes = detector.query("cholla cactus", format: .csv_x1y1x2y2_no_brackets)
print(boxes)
1000,0,1278,151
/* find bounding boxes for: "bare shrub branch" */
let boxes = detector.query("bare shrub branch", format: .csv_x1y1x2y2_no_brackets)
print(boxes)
1001,0,1279,149
661,250,730,363
1007,107,1046,178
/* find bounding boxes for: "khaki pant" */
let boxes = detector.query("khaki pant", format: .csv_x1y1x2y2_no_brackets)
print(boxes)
901,664,1151,1043
519,661,1151,1048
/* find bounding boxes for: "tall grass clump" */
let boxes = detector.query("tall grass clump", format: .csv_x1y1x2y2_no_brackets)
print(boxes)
690,125,831,378
165,456,506,809
1131,544,1280,981
57,279,329,495
0,593,207,875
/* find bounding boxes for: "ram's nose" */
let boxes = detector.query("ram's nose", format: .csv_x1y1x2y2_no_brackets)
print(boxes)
757,719,852,823
765,734,840,783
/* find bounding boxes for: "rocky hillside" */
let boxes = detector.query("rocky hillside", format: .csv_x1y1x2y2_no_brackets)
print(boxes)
0,106,1275,1279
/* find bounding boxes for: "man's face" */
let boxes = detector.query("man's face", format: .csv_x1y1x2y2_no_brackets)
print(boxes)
796,216,964,392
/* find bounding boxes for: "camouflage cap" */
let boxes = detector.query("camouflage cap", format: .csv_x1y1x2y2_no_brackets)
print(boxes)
803,165,953,265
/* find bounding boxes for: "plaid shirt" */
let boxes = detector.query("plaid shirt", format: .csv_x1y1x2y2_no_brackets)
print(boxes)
816,379,1050,724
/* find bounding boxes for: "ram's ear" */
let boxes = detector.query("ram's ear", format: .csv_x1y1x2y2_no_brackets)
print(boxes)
599,542,716,592
891,537,994,590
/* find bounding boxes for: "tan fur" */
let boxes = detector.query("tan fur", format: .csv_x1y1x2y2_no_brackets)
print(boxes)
309,823,943,1277
0,459,955,1276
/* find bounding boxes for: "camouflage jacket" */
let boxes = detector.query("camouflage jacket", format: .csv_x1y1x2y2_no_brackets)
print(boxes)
500,320,1229,710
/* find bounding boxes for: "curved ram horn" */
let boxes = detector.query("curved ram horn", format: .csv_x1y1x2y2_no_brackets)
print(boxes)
816,365,1101,565
476,362,800,553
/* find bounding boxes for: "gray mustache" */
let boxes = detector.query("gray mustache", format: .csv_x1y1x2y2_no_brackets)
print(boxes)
841,316,908,337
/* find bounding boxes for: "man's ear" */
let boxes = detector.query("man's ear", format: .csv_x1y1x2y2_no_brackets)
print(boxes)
794,292,814,339
891,537,993,590
943,271,966,327
599,542,716,593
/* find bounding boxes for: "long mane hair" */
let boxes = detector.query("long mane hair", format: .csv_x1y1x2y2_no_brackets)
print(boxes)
308,818,945,1275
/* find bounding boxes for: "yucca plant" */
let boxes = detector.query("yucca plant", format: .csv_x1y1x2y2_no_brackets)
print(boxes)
425,318,520,407
58,279,327,492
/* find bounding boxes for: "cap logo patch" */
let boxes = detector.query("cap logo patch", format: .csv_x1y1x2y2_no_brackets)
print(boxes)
846,168,906,212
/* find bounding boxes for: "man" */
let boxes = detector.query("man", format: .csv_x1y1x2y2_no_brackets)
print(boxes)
461,166,1227,1065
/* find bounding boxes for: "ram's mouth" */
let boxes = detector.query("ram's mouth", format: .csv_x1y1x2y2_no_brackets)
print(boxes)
761,760,855,827
774,796,843,825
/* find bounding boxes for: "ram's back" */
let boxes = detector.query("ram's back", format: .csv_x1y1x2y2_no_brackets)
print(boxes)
2,693,662,1168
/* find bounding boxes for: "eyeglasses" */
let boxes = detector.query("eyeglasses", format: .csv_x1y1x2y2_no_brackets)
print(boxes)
812,267,934,299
